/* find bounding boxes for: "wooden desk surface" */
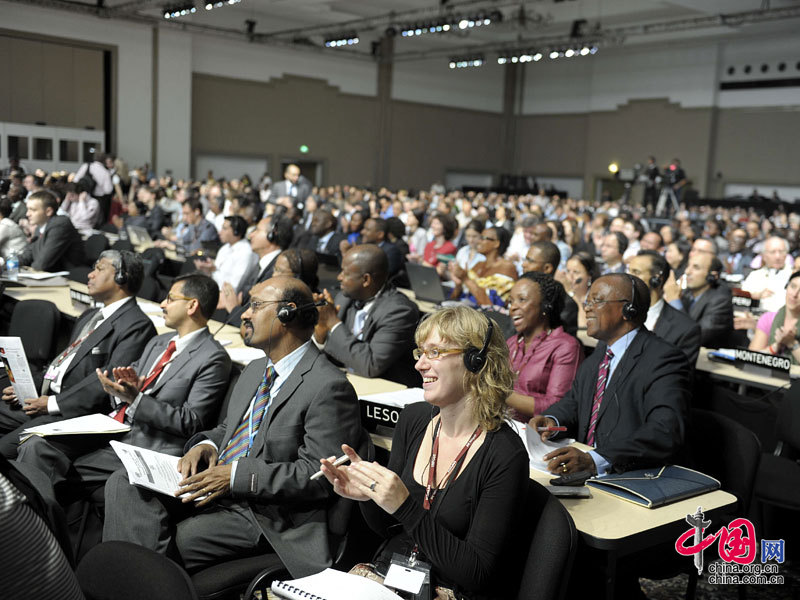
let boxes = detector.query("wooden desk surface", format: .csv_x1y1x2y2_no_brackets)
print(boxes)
397,287,438,314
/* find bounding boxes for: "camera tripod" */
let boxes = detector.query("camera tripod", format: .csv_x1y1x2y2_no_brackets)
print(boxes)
655,184,680,217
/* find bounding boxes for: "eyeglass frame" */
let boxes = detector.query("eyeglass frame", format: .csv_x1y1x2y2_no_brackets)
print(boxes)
582,298,629,310
166,293,195,303
247,299,287,313
412,347,464,361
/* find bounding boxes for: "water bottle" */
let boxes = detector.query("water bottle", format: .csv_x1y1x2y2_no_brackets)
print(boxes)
6,251,19,281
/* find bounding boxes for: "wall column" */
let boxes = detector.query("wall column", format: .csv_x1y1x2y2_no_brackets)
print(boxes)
375,34,394,187
501,62,521,174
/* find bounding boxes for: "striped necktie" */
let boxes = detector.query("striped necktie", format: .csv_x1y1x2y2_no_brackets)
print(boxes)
219,366,277,465
586,348,614,447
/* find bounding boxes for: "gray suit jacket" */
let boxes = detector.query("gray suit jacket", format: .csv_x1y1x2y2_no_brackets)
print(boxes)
188,346,364,577
121,330,231,456
18,215,86,272
653,302,702,366
325,286,421,387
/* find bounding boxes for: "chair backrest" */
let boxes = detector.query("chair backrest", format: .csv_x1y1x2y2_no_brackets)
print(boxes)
9,300,61,366
77,541,198,600
138,276,166,303
689,408,761,515
68,265,93,284
516,479,578,600
140,247,167,278
84,234,110,263
776,380,800,452
111,239,134,253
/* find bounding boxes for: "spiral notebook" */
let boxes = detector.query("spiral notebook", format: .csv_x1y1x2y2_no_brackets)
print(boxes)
271,568,403,600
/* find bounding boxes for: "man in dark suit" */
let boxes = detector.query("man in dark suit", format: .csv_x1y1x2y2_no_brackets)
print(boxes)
270,164,312,209
16,273,231,493
292,209,345,258
359,217,404,278
103,276,365,577
0,251,156,457
19,189,85,271
522,241,578,336
629,251,701,366
533,273,690,475
723,228,753,277
313,244,421,387
673,252,733,348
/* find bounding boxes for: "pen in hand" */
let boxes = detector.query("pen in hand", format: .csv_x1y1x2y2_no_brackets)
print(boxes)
537,426,567,432
310,454,352,480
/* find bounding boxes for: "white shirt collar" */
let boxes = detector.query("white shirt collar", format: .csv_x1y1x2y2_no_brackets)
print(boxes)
259,248,282,271
269,341,311,383
168,326,207,353
100,296,133,320
645,298,665,332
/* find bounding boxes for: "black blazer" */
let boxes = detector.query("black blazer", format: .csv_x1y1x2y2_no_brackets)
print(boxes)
680,284,734,349
560,293,579,336
547,328,690,472
19,216,86,272
292,230,346,257
653,302,702,366
0,298,156,456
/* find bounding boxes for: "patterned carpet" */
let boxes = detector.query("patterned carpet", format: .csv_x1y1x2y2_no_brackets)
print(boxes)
640,559,799,599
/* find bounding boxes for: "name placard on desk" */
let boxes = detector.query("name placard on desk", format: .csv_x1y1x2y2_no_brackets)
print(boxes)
732,295,759,310
69,287,100,309
359,388,425,434
734,348,790,380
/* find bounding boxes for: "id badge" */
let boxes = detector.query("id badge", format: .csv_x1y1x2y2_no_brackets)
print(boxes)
384,552,431,600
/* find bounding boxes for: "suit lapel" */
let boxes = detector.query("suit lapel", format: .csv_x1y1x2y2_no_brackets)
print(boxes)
220,357,267,449
597,330,646,422
66,299,135,374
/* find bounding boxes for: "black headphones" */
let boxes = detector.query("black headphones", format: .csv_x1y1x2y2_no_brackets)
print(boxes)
464,314,494,373
706,270,720,286
114,252,129,286
267,217,279,243
276,300,325,326
649,269,665,290
621,274,638,322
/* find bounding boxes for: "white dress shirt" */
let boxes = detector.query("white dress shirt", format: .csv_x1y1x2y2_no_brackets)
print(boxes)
645,298,665,332
742,266,792,313
212,239,258,290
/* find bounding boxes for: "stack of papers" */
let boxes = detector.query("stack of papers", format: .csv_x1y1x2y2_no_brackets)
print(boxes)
359,388,425,408
21,414,130,442
18,271,70,280
510,421,574,474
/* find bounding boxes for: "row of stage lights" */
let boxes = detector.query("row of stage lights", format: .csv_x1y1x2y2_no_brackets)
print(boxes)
324,33,360,48
400,11,503,37
451,45,598,69
163,0,241,19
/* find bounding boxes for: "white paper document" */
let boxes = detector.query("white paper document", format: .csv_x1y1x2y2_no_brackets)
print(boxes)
272,568,403,600
0,337,40,402
18,270,70,280
226,347,266,365
510,421,575,473
109,440,186,498
360,388,426,408
20,413,130,442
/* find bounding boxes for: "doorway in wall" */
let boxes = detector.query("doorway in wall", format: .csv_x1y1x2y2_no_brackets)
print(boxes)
280,159,323,186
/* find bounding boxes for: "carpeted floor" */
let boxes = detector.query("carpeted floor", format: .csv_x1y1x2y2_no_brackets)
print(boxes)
640,559,799,599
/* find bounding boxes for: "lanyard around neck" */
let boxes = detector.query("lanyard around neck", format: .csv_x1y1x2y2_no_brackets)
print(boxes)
423,419,482,511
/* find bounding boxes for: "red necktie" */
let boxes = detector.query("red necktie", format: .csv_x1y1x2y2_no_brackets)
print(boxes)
113,340,177,423
586,348,614,447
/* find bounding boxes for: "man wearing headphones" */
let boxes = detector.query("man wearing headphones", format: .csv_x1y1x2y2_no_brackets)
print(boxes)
194,215,258,292
674,251,734,348
16,274,231,496
0,250,156,457
628,250,701,365
532,273,690,476
104,276,366,578
313,244,421,387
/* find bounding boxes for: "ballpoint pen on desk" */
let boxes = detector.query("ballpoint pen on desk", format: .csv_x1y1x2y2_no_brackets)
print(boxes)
310,454,352,480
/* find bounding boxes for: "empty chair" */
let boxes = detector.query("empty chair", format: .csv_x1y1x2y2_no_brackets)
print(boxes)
77,541,198,600
8,300,61,385
84,234,110,264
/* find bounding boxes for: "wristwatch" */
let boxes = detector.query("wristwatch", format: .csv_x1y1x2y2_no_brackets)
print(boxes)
791,341,800,352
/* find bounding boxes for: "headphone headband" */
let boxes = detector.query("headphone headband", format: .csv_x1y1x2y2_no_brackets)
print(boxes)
463,314,494,373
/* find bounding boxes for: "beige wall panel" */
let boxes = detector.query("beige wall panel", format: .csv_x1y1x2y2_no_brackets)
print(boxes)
42,42,75,126
387,101,504,190
10,38,44,123
72,47,104,130
192,74,378,186
516,113,588,177
584,99,713,196
713,108,800,186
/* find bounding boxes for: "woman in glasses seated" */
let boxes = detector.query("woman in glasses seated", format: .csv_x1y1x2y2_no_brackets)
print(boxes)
320,306,528,600
448,226,518,309
506,272,583,421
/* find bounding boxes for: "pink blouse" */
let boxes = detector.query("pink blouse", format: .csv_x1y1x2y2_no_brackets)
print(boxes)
506,326,583,421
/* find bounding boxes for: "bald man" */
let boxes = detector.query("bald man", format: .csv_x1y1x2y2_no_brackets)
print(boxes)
313,244,421,387
741,236,793,313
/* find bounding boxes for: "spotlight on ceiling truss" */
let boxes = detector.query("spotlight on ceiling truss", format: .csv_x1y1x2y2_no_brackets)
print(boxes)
448,54,485,69
401,10,502,38
324,32,360,48
163,2,196,19
497,44,597,64
204,0,241,12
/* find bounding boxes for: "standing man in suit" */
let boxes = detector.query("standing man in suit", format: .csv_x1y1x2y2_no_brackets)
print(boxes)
533,273,689,475
522,241,579,336
103,276,365,577
292,209,345,258
673,252,733,348
16,274,231,494
0,251,156,457
628,251,701,366
19,190,86,272
313,244,421,387
270,164,311,209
